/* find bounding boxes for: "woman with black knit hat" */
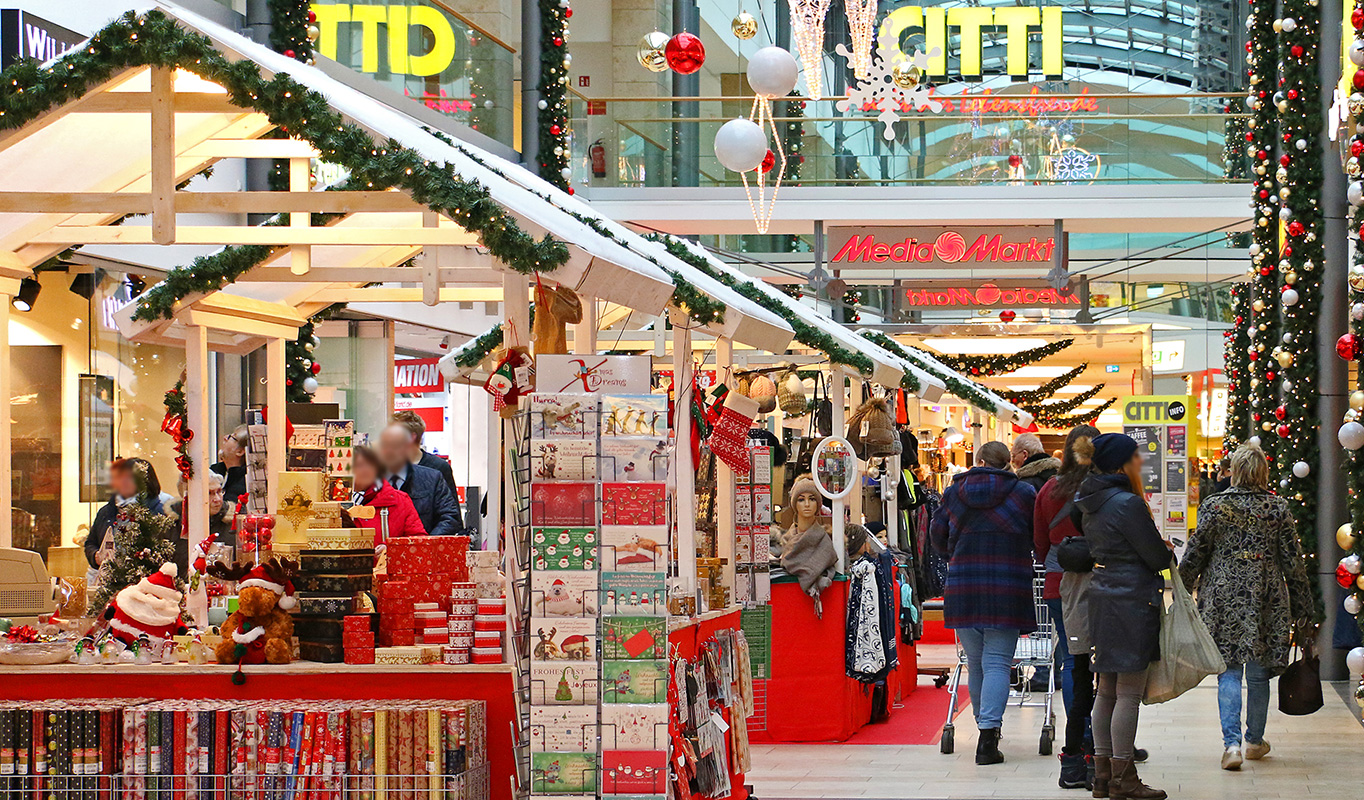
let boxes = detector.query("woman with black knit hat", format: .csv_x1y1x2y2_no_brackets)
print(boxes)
1073,433,1172,800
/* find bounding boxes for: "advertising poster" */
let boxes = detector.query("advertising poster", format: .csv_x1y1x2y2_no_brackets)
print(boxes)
1121,395,1195,547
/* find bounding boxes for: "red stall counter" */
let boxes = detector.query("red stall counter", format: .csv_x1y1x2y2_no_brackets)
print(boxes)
1,662,516,800
668,607,747,800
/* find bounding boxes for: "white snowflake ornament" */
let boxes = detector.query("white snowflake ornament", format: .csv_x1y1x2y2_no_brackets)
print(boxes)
835,44,943,140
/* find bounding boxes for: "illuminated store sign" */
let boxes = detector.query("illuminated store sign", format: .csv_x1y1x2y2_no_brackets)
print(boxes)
878,5,1063,79
0,11,83,70
312,3,457,77
897,280,1078,308
829,226,1058,268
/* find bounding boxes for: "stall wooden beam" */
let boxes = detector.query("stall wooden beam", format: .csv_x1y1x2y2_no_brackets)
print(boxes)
0,191,425,215
149,66,176,245
289,157,311,275
714,337,736,596
183,324,213,622
671,309,697,596
572,297,597,354
184,138,320,159
831,366,847,574
502,274,530,349
265,337,288,511
422,213,441,305
31,226,481,246
76,91,247,115
0,290,10,548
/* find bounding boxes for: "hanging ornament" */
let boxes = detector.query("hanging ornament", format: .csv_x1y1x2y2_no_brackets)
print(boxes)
665,32,706,74
728,48,800,233
1346,593,1363,616
1343,523,1360,550
759,150,776,173
999,310,1017,323
844,0,878,79
713,118,768,172
1351,390,1364,411
1281,288,1299,306
789,0,834,98
1340,420,1364,450
303,377,319,394
1343,554,1363,575
1338,333,1360,360
748,46,800,97
1292,460,1311,478
731,11,758,39
892,61,921,87
1351,647,1364,676
638,32,670,72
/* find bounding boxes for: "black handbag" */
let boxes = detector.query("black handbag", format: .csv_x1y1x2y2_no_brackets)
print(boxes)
813,374,833,438
1279,627,1323,715
1056,536,1095,573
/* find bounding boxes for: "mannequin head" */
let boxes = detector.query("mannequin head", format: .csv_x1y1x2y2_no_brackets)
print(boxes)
789,476,821,529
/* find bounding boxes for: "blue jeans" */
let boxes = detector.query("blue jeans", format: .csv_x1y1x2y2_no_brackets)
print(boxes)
958,627,1020,730
1218,661,1271,748
1045,597,1075,712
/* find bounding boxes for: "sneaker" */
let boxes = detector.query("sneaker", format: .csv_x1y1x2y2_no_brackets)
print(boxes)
1245,739,1271,760
1221,746,1243,771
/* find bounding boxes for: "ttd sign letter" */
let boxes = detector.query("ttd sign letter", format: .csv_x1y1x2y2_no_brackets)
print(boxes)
311,3,457,77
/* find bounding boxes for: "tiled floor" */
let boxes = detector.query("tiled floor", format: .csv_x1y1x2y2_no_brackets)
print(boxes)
748,679,1364,799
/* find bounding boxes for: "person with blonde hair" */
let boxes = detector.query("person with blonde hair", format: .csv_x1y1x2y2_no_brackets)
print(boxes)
1073,433,1170,799
1179,444,1314,771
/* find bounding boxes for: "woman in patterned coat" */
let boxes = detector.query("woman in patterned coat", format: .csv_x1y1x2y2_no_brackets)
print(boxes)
1179,444,1314,771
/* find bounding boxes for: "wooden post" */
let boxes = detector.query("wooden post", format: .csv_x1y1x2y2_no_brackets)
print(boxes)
670,309,696,597
714,337,736,597
830,366,847,574
502,274,530,350
183,325,212,622
149,66,175,245
485,403,501,552
572,296,597,354
972,407,984,452
265,337,287,511
0,292,10,548
289,157,311,275
421,213,440,305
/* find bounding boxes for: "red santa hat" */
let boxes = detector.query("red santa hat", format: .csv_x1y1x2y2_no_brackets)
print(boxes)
236,563,297,610
106,563,186,644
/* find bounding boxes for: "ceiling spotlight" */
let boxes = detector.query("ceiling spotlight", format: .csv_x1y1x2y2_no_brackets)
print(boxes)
11,277,41,312
70,271,101,301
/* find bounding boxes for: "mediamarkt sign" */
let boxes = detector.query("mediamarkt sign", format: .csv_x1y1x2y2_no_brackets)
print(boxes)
829,226,1058,268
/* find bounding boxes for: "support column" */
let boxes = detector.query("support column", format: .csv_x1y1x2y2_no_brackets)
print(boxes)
0,290,10,548
972,408,984,451
265,337,287,512
831,366,847,574
184,325,212,623
848,374,864,526
503,274,531,350
670,0,700,187
714,337,736,596
1317,0,1349,679
521,0,543,177
671,309,696,596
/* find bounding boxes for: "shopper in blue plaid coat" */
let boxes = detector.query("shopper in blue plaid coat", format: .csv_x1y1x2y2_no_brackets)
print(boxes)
931,441,1038,765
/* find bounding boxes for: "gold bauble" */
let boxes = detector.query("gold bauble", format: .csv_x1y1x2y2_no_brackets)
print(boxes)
1262,421,1274,431
1351,390,1364,411
731,11,758,39
1285,272,1298,284
1354,683,1364,707
1252,299,1266,312
1356,573,1364,591
1350,158,1362,178
1276,350,1293,367
1350,271,1364,291
637,31,670,72
892,62,922,88
306,24,320,41
1338,522,1359,550
1250,378,1261,389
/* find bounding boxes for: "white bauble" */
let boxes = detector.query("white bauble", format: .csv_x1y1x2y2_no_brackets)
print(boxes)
1281,16,1297,30
1282,288,1299,306
1248,435,1262,448
561,167,572,180
1352,39,1364,66
1340,420,1364,450
713,118,768,172
1248,243,1261,257
1350,182,1364,206
1345,554,1364,574
1346,593,1363,616
1293,460,1310,477
1348,646,1364,676
538,99,549,110
1295,138,1307,151
1352,302,1364,321
303,377,319,394
746,47,799,98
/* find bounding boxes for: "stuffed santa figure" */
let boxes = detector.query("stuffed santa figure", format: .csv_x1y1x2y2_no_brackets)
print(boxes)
103,563,188,645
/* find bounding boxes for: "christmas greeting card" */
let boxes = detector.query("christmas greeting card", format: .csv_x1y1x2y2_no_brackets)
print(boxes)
602,660,668,704
601,483,667,525
531,483,598,526
531,618,597,662
532,572,599,617
600,572,667,615
599,439,669,482
600,750,666,795
531,752,598,794
531,393,595,439
600,395,667,438
601,705,667,750
530,662,598,705
530,707,598,752
601,526,667,571
602,616,666,660
531,527,599,571
530,440,598,482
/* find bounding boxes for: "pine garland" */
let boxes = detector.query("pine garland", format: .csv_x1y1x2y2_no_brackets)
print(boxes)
454,324,506,369
0,9,570,320
1027,398,1115,429
1223,284,1251,452
934,339,1074,377
1021,384,1105,416
849,331,919,393
858,330,1001,416
537,0,572,190
1246,0,1281,480
1343,0,1364,639
1002,365,1086,405
267,0,313,62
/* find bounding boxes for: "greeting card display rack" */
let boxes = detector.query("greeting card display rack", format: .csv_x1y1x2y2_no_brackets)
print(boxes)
508,394,671,800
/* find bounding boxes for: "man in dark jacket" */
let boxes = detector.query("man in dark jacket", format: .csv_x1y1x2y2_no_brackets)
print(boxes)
931,441,1037,766
378,424,463,536
392,410,458,496
1012,433,1060,491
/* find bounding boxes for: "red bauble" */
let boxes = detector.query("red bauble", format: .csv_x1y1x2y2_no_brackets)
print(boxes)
287,379,294,386
1277,424,1290,438
1338,332,1360,360
1287,89,1299,100
1249,351,1259,361
1282,245,1293,257
1353,139,1364,158
1274,405,1287,420
999,310,1017,323
565,7,573,16
759,149,775,174
308,10,317,22
1256,149,1268,160
550,124,562,135
1355,69,1364,90
1253,413,1262,422
553,36,564,46
1354,7,1364,28
1008,154,1023,168
664,32,706,75
1339,563,1356,588
1245,132,1255,142
310,362,321,375
284,49,296,59
1266,371,1277,380
1259,189,1269,199
1291,44,1304,57
567,187,575,195
970,367,980,375
1287,220,1305,237
1280,154,1291,166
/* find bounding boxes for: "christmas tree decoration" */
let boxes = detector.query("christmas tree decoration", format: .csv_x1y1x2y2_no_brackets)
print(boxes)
1002,365,1086,405
728,48,800,233
1223,285,1252,450
1341,421,1364,450
934,338,1074,377
638,31,670,71
268,0,314,63
538,0,573,189
1020,385,1106,417
789,0,833,98
90,462,182,612
1025,398,1116,429
161,377,193,481
284,308,340,402
1340,523,1359,550
891,61,921,88
731,11,758,39
102,563,188,646
664,32,705,74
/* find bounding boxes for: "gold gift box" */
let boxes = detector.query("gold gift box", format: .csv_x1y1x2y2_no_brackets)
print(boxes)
375,646,424,665
274,471,325,543
307,528,373,550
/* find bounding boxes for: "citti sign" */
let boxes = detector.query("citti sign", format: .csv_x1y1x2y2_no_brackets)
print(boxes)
828,226,1059,268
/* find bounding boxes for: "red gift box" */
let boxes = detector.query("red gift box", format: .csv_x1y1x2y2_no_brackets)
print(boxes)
343,615,373,632
387,537,470,578
378,629,415,647
343,630,375,648
379,614,415,634
420,627,450,645
344,647,376,665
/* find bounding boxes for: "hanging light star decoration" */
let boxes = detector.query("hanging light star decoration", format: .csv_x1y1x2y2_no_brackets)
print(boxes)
845,0,878,79
834,44,942,141
789,0,833,98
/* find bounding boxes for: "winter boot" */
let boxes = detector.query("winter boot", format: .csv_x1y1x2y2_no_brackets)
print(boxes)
1059,749,1089,790
975,728,1004,765
1091,756,1111,799
1108,758,1166,800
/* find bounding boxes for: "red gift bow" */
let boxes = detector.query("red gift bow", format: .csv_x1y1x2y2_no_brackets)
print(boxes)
6,625,39,643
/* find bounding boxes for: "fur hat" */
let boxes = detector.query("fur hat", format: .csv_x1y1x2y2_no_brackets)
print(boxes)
789,475,819,503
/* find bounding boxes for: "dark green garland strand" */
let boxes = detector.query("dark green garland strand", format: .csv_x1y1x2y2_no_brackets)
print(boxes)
1019,384,1105,417
268,0,312,62
1027,398,1114,429
538,0,571,190
934,339,1075,377
1245,0,1280,479
1345,0,1364,638
1002,364,1086,405
1223,284,1251,452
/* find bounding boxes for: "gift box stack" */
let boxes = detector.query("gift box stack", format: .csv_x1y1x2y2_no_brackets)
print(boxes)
466,550,503,599
272,472,325,556
342,614,377,665
374,537,470,650
294,534,376,664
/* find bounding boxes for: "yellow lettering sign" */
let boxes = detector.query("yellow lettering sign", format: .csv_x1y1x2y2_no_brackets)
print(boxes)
310,3,457,77
878,5,1063,79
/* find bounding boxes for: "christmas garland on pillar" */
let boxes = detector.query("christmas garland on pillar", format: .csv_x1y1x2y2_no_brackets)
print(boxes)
162,378,193,481
538,0,573,190
267,0,315,62
1272,0,1324,588
933,339,1074,377
1338,0,1364,640
1223,283,1251,452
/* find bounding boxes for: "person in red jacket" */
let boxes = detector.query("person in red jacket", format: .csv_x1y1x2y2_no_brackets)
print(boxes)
1033,424,1099,790
352,444,427,546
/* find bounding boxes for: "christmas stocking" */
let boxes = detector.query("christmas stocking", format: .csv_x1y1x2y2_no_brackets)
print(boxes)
706,391,758,475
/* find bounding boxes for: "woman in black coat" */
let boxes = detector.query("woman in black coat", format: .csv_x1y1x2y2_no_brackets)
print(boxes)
1073,433,1172,800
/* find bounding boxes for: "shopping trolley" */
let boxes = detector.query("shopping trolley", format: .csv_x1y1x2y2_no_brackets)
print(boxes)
939,565,1058,756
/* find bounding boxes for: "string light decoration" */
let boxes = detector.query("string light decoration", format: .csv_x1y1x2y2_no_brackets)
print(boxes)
789,0,832,99
1244,0,1281,479
933,338,1075,377
1273,0,1326,599
538,0,573,190
845,0,878,79
1002,364,1086,404
268,0,316,63
1340,0,1364,642
1223,284,1251,453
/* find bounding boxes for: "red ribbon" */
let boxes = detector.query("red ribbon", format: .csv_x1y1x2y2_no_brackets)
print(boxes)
6,625,39,643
